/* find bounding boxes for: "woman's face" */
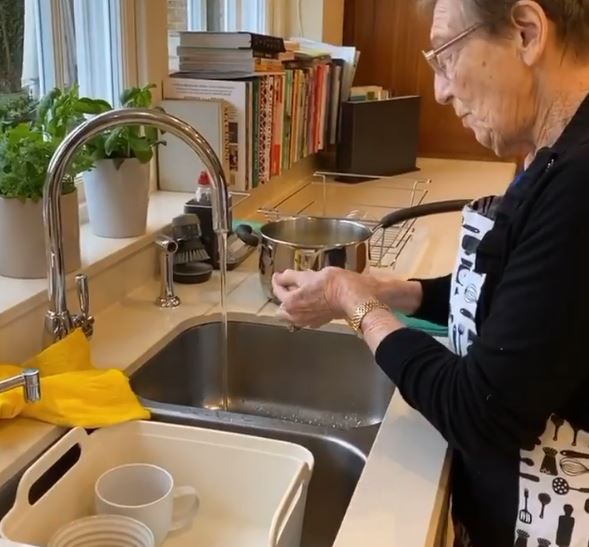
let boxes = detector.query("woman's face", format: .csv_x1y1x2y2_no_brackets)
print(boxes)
431,0,537,157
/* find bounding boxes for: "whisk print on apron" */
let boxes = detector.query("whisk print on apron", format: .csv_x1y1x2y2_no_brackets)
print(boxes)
449,198,589,547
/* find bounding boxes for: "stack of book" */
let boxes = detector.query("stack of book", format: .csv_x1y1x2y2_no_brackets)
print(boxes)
164,34,360,191
176,31,286,77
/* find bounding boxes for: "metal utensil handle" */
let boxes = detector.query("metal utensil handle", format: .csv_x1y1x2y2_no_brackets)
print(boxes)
376,199,471,232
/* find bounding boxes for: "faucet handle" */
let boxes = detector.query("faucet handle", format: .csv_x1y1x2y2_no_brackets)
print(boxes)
74,273,94,337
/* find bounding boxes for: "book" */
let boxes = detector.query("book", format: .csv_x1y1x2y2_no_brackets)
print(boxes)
318,64,330,151
299,70,309,160
244,81,253,190
164,77,249,191
178,31,285,53
252,77,261,187
258,76,271,184
329,60,344,145
263,75,274,182
157,99,229,193
178,57,284,74
322,63,332,149
282,69,294,171
271,73,285,177
291,37,359,102
176,47,277,60
289,69,301,166
277,51,296,62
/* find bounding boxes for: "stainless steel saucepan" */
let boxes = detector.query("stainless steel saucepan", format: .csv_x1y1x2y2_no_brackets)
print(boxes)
236,199,470,302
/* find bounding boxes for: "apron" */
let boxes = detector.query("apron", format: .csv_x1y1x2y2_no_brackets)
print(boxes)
450,199,589,547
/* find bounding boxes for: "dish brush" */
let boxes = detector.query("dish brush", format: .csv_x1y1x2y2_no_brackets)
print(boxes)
171,214,210,265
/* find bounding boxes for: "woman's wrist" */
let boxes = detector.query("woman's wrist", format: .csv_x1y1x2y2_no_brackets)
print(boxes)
376,278,423,315
361,309,404,353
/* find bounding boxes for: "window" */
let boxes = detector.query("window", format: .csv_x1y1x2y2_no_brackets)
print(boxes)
0,0,26,103
167,0,269,71
1,0,124,105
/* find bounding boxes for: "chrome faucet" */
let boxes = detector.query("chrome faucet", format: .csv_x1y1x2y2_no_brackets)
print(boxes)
43,108,230,343
0,369,41,403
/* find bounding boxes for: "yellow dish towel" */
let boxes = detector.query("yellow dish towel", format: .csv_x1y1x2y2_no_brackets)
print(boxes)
0,329,150,428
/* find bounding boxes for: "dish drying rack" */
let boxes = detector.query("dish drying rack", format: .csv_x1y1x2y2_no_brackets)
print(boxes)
257,171,430,269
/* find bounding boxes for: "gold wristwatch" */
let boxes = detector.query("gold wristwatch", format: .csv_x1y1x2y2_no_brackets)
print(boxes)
346,299,390,334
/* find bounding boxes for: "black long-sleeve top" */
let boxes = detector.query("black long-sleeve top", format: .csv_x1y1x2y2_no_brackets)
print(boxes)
375,95,589,547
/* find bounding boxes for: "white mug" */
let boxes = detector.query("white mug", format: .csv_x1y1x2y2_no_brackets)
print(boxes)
94,463,198,546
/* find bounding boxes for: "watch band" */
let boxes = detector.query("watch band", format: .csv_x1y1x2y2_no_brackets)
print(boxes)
346,299,390,333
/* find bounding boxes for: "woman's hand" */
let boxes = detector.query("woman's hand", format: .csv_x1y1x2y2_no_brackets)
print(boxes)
272,267,377,328
272,268,423,329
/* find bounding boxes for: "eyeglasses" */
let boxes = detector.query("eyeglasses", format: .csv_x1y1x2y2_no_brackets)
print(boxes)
422,23,481,77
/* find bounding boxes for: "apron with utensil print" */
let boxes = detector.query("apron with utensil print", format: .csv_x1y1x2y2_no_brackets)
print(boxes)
450,198,589,547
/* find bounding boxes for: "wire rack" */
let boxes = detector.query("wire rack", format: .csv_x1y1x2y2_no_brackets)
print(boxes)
258,171,430,268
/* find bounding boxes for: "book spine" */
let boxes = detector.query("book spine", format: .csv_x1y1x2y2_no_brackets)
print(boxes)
330,65,343,145
319,64,329,151
253,58,284,72
270,74,283,177
222,102,231,176
278,73,285,175
245,81,252,190
300,70,309,160
258,76,271,184
311,65,320,153
252,78,260,188
293,71,301,163
177,48,277,59
290,70,300,167
322,64,332,150
264,75,275,182
282,69,293,171
270,75,277,178
250,33,286,54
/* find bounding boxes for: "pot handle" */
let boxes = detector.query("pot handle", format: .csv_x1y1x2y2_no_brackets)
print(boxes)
235,224,260,247
377,199,471,231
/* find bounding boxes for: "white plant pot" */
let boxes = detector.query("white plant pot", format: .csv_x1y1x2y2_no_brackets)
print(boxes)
84,158,150,238
0,190,81,279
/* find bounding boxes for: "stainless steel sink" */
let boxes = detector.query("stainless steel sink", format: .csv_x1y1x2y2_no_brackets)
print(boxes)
131,320,393,428
130,320,395,547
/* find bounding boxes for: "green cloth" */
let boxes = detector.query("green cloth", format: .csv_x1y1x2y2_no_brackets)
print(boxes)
397,313,448,337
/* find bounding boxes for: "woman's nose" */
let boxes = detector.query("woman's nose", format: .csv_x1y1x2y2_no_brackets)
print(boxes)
434,73,453,105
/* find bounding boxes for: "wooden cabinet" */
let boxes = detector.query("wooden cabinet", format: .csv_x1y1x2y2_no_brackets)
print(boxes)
343,0,496,160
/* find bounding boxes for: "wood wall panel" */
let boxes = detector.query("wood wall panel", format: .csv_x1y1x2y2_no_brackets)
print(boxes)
343,0,496,160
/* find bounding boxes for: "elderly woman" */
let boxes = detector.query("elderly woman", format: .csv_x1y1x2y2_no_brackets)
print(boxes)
272,1,589,545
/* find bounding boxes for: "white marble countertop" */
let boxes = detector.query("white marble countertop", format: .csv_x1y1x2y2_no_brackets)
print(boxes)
0,158,516,546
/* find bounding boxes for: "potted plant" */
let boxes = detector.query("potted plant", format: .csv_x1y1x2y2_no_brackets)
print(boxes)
83,84,163,238
0,88,100,279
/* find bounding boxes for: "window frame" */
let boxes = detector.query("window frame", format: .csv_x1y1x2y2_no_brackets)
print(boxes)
183,0,268,33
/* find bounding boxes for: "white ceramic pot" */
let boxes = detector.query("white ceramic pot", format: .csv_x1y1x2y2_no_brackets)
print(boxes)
84,158,150,238
0,190,81,279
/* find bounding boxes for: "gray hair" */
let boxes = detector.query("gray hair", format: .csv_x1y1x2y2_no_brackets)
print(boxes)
421,0,589,57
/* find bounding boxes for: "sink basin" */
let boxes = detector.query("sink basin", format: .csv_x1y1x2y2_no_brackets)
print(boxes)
131,321,394,428
0,321,394,547
129,320,395,547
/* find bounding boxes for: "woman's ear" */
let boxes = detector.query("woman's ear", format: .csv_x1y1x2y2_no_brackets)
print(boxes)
510,0,549,66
